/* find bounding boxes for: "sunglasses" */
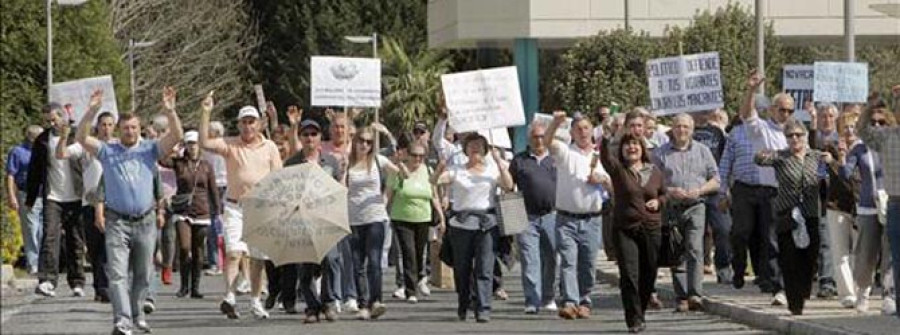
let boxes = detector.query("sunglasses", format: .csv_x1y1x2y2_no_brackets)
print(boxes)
300,132,319,137
778,108,795,114
356,138,373,145
786,132,804,139
872,119,887,126
409,153,425,158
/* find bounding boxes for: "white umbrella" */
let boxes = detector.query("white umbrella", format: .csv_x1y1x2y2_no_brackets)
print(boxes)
241,163,349,265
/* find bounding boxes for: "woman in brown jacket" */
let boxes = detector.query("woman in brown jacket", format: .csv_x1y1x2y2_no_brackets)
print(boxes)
601,133,667,333
162,130,219,298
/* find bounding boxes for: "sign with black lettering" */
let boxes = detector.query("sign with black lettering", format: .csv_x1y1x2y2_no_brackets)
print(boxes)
782,64,814,121
646,52,724,116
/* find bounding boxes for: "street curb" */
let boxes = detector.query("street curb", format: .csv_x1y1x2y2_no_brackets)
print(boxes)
595,267,862,335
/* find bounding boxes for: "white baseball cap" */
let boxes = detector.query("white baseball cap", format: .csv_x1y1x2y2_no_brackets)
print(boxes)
184,130,199,143
237,106,260,120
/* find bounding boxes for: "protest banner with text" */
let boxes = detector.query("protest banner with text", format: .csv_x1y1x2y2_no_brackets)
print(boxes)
783,64,814,121
647,52,724,116
311,56,381,107
441,66,526,133
813,62,868,103
49,75,119,125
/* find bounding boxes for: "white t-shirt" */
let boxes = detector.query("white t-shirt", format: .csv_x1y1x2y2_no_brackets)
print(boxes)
81,155,103,206
46,135,83,202
347,155,391,226
448,164,499,211
552,142,610,214
203,150,228,187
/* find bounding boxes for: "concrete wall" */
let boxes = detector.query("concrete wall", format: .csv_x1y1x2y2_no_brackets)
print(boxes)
428,0,900,48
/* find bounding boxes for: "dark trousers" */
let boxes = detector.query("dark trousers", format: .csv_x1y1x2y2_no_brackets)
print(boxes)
277,263,301,308
82,205,107,295
39,200,85,288
264,261,282,303
614,227,661,328
176,221,207,292
449,226,497,318
350,222,386,308
299,246,342,314
776,215,820,315
730,183,781,291
393,221,429,298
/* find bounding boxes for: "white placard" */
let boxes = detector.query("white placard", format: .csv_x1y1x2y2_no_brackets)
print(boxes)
783,65,814,121
49,75,119,125
531,113,572,144
441,66,526,133
813,62,868,103
478,128,512,149
311,56,381,107
647,52,724,116
254,84,267,114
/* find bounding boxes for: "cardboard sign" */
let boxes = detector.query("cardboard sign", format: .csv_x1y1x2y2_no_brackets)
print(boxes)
783,64,814,121
531,113,572,144
311,56,381,107
49,75,119,125
441,66,526,133
478,128,512,149
813,62,868,103
647,52,724,116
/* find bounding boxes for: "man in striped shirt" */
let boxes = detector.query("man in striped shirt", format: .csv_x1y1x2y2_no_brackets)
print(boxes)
857,98,900,319
719,70,791,305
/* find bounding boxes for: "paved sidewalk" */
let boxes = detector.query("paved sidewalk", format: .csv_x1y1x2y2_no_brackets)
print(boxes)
595,252,900,335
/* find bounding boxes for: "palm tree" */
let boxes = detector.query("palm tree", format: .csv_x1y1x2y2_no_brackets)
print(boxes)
380,37,452,131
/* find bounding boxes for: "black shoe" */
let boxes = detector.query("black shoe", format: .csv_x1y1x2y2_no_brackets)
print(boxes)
220,300,240,319
475,315,490,323
628,322,646,333
176,287,190,298
284,305,299,314
817,285,838,299
264,294,279,310
190,290,204,299
732,275,745,289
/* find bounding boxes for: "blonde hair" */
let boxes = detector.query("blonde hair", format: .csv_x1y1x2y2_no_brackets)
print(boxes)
837,112,859,138
349,126,376,174
772,93,795,107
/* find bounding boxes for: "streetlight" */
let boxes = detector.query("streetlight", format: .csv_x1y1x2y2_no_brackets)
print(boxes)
129,39,157,112
47,0,89,100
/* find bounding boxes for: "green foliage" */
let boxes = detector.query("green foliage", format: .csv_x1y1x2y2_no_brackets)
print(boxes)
380,37,452,131
1,207,23,265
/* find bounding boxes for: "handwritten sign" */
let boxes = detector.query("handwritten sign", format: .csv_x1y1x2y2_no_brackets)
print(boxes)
813,62,868,103
311,56,381,107
441,66,526,133
647,52,724,116
531,113,572,144
49,75,119,125
783,64,814,121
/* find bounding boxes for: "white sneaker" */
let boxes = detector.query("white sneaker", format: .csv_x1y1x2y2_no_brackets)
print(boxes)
856,296,870,313
543,301,558,312
250,300,270,319
135,320,151,333
143,300,156,315
357,308,371,320
371,302,387,319
881,296,896,316
772,291,787,306
392,287,406,300
236,278,251,295
343,299,359,313
407,296,418,304
35,282,56,297
417,278,431,297
72,287,85,297
840,296,857,308
524,306,538,314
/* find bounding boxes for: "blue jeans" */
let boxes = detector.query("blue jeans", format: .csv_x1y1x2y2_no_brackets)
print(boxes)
350,222,386,308
670,203,706,299
887,199,900,319
105,211,158,328
299,240,344,313
705,195,732,270
449,226,498,318
16,191,42,271
517,212,558,308
556,213,601,307
818,213,836,288
340,234,357,301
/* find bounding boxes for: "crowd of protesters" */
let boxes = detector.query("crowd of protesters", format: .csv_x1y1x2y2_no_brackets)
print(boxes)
5,71,900,334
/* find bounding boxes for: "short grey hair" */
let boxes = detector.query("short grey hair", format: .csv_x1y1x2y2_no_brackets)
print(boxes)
671,113,694,128
783,118,808,136
209,121,225,137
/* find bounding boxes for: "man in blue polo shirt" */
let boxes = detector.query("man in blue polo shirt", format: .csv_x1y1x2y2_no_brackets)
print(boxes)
5,125,44,274
75,88,183,335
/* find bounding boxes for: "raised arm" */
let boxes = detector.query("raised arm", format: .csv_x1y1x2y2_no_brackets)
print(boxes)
491,148,515,191
75,89,104,156
739,69,764,121
544,111,567,156
286,105,303,156
157,86,184,159
265,101,278,138
198,91,227,155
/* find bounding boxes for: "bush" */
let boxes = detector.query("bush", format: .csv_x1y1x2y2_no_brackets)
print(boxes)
1,206,23,265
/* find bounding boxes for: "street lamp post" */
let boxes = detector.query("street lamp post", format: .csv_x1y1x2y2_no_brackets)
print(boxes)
46,0,88,100
344,32,379,145
845,0,856,62
755,0,765,94
129,39,157,112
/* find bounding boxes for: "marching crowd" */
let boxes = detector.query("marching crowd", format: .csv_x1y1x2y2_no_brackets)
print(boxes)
5,70,900,334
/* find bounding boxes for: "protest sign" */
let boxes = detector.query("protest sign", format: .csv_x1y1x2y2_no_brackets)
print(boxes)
783,65,814,121
813,62,868,103
531,113,572,144
478,128,512,149
647,52,724,116
310,56,381,107
49,75,119,125
441,66,526,133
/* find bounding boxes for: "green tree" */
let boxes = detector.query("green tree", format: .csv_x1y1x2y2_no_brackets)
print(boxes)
380,37,452,130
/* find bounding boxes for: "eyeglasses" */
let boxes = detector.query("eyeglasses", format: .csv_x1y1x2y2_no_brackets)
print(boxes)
778,108,795,114
786,133,804,139
872,119,887,126
356,139,373,145
300,132,319,137
409,153,425,158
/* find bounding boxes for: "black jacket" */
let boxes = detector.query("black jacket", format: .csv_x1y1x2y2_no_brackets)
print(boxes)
25,128,82,207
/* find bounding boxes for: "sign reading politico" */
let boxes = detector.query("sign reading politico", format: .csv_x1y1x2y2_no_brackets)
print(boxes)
813,62,868,103
782,64,814,121
647,52,724,116
310,56,381,107
441,66,526,133
49,75,119,125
